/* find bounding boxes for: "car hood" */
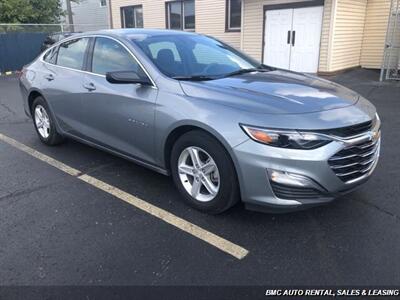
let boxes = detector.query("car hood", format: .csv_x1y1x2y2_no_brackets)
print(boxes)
179,70,360,114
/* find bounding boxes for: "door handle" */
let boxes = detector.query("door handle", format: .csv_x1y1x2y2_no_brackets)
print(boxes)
45,74,54,81
292,31,296,46
287,31,291,44
83,82,96,91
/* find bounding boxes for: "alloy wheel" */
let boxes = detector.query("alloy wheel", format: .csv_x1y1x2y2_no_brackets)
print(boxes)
177,146,220,202
34,105,51,139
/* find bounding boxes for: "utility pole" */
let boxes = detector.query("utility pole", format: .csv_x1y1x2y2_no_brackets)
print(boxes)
66,0,74,32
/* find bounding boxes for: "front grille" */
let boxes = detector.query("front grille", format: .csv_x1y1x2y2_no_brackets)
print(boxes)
317,120,374,137
328,136,380,183
270,182,327,200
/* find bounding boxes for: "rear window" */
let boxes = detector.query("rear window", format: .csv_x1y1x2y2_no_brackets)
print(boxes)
56,38,89,70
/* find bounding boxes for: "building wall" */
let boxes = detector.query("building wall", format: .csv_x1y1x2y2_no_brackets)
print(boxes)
108,0,391,73
360,0,391,69
61,0,110,31
196,0,241,48
110,0,241,48
241,0,332,70
111,0,165,29
318,0,334,72
328,0,368,72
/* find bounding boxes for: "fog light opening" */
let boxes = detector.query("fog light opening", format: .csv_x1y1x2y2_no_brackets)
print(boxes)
267,169,325,192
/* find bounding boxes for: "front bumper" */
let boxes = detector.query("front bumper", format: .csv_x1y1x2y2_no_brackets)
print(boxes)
233,128,381,212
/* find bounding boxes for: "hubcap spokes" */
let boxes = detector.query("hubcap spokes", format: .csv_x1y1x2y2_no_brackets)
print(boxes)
178,146,220,202
34,105,50,139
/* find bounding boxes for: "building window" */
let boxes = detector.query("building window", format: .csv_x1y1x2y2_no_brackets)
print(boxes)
121,5,143,28
166,0,195,31
226,0,241,31
100,0,107,7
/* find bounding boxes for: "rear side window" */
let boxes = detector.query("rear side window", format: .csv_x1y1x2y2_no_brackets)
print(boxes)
43,47,58,64
57,38,89,70
91,37,145,76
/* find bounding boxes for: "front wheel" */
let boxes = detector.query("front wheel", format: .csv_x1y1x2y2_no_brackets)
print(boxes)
171,130,240,214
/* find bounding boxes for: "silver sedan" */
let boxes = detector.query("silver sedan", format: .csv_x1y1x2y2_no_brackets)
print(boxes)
19,29,381,214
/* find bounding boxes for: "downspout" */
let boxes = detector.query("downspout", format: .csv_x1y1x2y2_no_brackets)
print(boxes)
327,0,337,72
240,0,245,50
108,0,114,29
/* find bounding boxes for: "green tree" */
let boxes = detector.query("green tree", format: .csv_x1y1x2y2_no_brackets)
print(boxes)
0,0,64,23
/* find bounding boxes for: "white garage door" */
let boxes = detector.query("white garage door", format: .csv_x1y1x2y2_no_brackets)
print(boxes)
263,6,324,73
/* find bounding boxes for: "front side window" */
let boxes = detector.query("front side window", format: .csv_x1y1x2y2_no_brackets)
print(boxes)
56,38,89,70
132,34,258,78
227,0,241,31
91,37,145,77
121,5,143,28
167,0,195,31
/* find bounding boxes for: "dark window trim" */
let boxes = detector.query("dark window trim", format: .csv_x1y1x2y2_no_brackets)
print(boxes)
120,4,143,28
85,37,96,72
165,0,195,31
261,0,325,64
54,45,60,65
225,0,241,32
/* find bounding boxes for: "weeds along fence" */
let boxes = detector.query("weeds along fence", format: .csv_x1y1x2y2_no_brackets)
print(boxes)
0,23,109,74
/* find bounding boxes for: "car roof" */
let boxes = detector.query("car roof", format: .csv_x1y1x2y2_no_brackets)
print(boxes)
71,29,199,40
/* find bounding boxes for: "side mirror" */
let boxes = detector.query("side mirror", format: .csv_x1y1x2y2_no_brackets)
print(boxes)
106,71,152,86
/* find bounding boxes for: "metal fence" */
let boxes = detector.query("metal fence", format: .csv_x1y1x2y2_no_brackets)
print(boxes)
0,23,110,33
0,23,109,73
380,0,400,81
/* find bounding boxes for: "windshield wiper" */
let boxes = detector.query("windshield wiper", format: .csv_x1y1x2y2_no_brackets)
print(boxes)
172,75,217,81
172,65,276,81
222,67,274,78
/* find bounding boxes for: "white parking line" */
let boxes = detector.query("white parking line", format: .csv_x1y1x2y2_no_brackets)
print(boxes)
0,133,249,260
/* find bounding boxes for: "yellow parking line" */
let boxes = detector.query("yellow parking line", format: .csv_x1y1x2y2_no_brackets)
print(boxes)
0,133,81,176
0,133,249,260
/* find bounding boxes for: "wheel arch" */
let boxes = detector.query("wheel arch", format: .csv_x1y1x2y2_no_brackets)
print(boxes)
163,121,242,179
27,89,44,116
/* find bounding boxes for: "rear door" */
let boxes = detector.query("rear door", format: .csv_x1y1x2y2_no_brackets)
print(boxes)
80,36,158,164
40,37,91,136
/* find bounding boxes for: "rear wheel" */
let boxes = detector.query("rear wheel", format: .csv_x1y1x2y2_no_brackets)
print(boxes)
32,97,64,146
171,130,239,214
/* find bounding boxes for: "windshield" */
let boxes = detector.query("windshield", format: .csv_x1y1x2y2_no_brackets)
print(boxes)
130,34,261,79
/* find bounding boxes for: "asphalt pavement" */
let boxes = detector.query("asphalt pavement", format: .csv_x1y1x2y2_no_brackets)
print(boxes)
0,69,399,291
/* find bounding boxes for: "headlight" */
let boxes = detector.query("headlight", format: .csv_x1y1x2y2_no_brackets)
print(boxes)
240,124,332,149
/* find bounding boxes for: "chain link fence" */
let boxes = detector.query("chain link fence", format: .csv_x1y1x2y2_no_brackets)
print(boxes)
380,0,400,81
0,23,110,33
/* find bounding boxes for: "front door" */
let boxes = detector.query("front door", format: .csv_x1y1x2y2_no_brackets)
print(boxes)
264,6,324,73
81,36,158,164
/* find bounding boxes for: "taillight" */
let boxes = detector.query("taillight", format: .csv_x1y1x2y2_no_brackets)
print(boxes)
18,69,26,78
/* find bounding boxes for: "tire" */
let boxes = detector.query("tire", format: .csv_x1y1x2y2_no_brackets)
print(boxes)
32,96,64,146
171,130,240,214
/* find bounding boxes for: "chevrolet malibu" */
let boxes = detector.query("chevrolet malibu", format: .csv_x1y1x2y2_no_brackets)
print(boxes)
19,29,381,214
